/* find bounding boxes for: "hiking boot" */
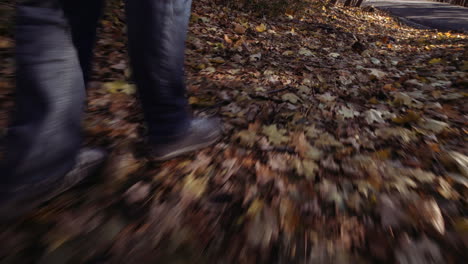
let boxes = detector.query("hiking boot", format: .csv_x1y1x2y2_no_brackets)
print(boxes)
151,118,221,161
0,147,107,223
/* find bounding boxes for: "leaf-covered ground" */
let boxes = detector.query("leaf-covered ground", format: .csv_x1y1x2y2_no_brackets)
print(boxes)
0,1,467,263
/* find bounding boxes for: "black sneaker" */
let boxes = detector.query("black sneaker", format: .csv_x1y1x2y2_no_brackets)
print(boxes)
151,118,221,161
0,147,107,223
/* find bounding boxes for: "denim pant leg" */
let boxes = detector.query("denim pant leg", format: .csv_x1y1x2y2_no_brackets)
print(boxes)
2,2,85,185
124,0,192,143
61,0,104,84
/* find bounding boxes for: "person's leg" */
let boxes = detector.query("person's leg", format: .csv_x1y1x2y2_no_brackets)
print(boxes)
61,0,104,83
124,0,221,160
124,0,192,143
3,0,85,186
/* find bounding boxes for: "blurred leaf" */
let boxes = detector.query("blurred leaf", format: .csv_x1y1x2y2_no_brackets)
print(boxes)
293,158,318,180
428,58,443,64
182,172,208,200
418,118,449,133
262,124,289,145
338,105,360,119
234,23,246,34
281,93,301,104
365,109,385,124
293,132,322,160
299,47,314,56
255,23,267,33
375,127,416,142
392,110,421,124
104,81,136,95
235,130,257,147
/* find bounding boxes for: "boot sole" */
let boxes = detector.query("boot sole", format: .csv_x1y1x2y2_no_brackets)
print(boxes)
152,136,220,161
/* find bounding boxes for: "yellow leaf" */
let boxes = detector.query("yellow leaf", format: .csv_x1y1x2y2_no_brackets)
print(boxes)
104,81,136,95
255,23,267,33
188,96,199,105
195,63,206,70
247,199,264,217
182,172,208,200
369,97,379,104
392,110,421,124
429,58,443,64
210,57,225,64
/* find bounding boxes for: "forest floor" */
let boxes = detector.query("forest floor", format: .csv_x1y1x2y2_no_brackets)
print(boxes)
0,1,467,263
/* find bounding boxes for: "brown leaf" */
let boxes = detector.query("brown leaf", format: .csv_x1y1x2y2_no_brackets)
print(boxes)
234,23,246,34
255,162,275,185
292,132,322,160
410,198,445,234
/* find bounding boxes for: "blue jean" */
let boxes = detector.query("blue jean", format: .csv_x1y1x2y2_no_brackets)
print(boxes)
3,0,191,185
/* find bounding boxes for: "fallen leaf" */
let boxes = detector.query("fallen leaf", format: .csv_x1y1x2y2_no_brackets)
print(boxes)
210,57,225,64
418,118,449,134
314,133,343,148
375,127,417,142
368,68,386,79
182,172,208,200
412,199,445,234
392,110,421,124
262,124,289,145
299,47,314,57
224,34,233,44
446,151,468,177
268,153,290,172
255,23,267,33
370,57,381,65
293,158,318,180
255,162,275,184
281,93,301,104
234,23,246,34
293,133,323,160
338,105,360,119
201,66,216,74
428,58,443,64
104,81,136,95
364,109,385,124
317,92,336,102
